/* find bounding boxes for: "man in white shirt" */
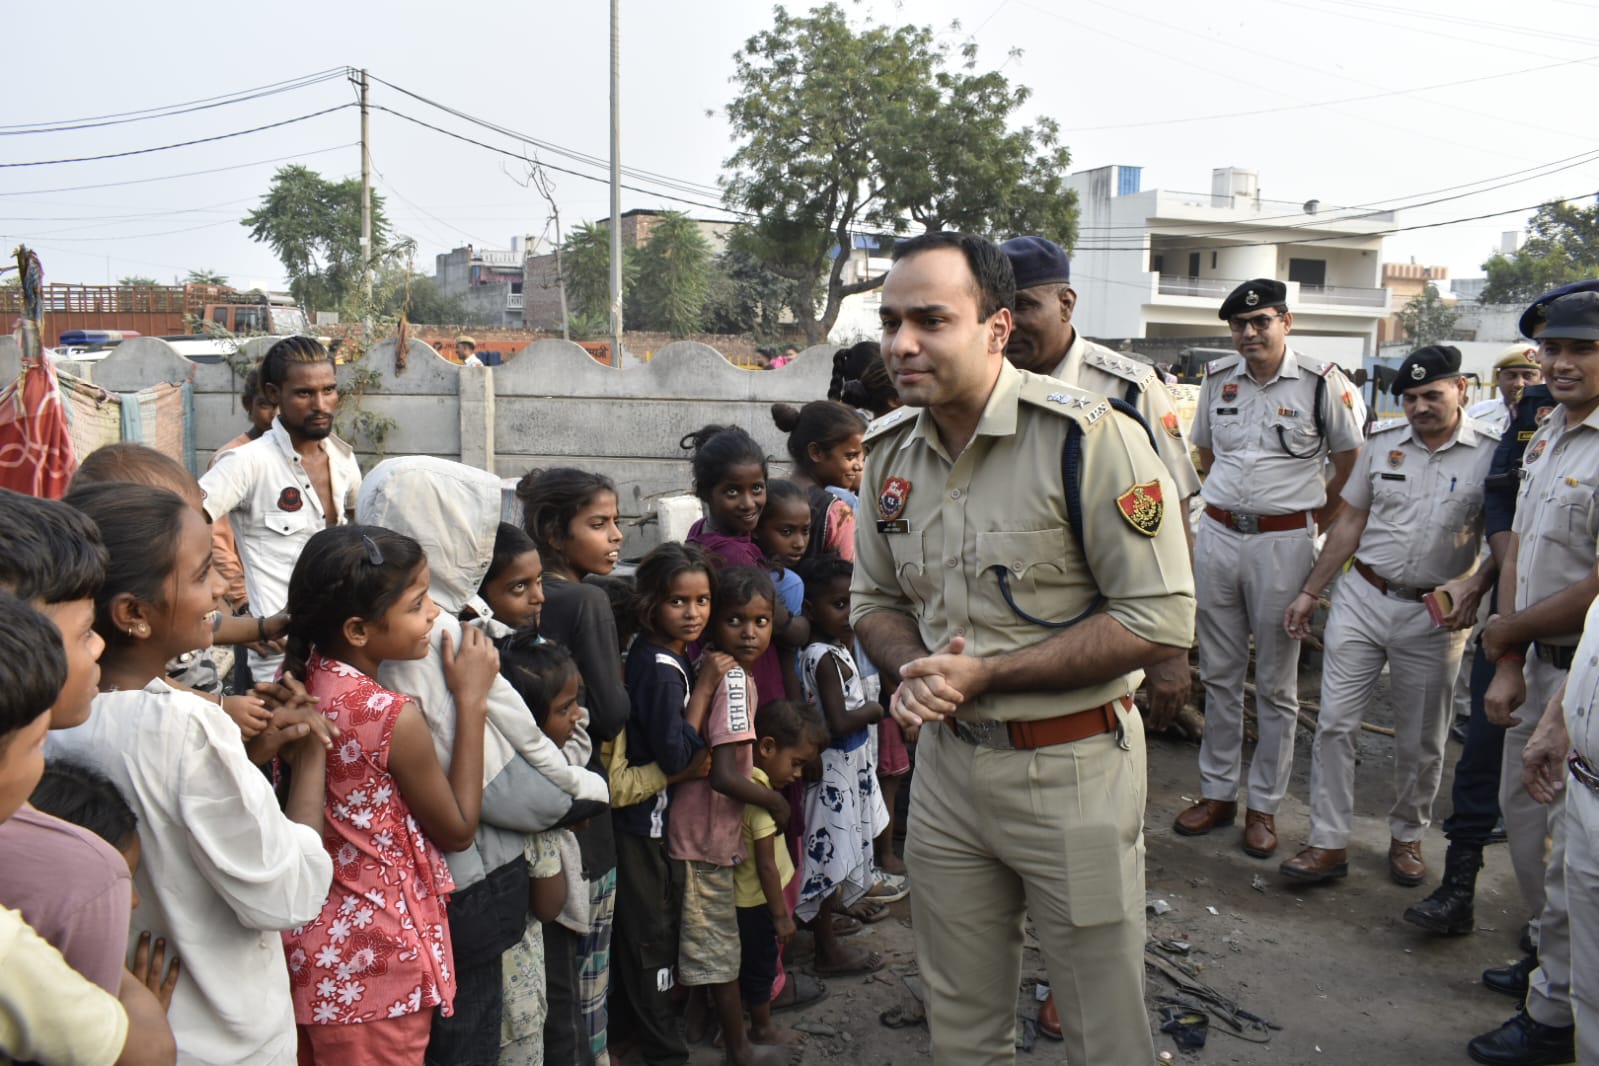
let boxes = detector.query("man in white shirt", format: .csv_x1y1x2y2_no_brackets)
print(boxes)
198,337,362,682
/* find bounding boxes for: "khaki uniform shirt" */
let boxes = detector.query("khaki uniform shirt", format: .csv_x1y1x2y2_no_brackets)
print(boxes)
850,359,1195,722
1049,332,1202,500
1341,414,1500,587
1190,348,1365,514
1512,404,1599,645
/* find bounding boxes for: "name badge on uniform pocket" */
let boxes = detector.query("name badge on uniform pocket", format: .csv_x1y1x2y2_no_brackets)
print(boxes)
1215,407,1239,415
877,519,910,534
1379,473,1406,481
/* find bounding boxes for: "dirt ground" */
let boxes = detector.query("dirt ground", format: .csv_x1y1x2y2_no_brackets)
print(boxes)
650,666,1533,1066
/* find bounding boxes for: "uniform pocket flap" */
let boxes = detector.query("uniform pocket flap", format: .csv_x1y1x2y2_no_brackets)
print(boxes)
975,529,1067,578
263,513,299,536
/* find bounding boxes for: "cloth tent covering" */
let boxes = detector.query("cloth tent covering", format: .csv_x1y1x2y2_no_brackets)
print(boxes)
0,248,77,497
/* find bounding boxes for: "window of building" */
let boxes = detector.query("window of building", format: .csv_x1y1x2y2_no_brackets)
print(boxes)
1288,258,1327,287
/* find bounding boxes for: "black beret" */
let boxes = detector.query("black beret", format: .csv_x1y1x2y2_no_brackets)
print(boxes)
1538,291,1599,342
999,236,1070,290
1391,344,1463,396
1519,280,1599,339
1218,278,1288,320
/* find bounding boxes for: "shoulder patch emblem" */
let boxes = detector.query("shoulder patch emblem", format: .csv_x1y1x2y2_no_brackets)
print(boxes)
1116,480,1164,537
277,487,303,512
1387,449,1404,469
1221,382,1239,403
1342,390,1354,409
1536,406,1554,423
878,477,911,522
1160,411,1181,439
1527,440,1547,464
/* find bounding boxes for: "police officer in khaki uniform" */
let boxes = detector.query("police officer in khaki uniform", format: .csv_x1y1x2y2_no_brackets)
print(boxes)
997,234,1205,1042
1279,345,1499,886
1174,279,1365,857
852,232,1194,1064
1468,291,1599,1065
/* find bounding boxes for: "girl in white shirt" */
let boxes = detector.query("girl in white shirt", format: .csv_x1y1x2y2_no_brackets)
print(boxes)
51,481,335,1066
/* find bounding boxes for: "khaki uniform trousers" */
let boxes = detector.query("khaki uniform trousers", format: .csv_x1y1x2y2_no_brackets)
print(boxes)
1561,774,1599,1060
1195,518,1315,812
904,702,1154,1065
1502,656,1572,1028
1308,572,1467,848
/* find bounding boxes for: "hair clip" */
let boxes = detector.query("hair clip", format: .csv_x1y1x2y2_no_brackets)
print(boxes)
361,534,384,566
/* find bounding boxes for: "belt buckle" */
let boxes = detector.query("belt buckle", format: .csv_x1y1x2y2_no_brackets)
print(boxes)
954,719,1012,750
1231,512,1260,534
1570,753,1599,794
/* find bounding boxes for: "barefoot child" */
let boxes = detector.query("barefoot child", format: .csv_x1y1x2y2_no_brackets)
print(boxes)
795,557,888,978
737,700,824,1048
279,525,500,1063
52,481,335,1065
667,567,791,1066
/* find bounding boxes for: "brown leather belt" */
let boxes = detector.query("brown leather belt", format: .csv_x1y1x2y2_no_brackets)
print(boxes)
1352,558,1426,602
1204,504,1310,534
946,695,1133,751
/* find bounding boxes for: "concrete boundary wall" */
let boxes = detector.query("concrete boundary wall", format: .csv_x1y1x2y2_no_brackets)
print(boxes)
2,334,840,552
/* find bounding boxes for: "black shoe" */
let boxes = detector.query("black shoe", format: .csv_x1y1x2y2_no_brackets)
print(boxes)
1482,954,1539,998
1404,843,1480,935
1488,819,1509,845
1466,1010,1575,1065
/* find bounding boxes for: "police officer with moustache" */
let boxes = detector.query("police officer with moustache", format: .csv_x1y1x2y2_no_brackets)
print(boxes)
1279,345,1499,886
998,238,1201,721
1466,291,1599,1066
1173,279,1365,858
852,232,1194,1064
998,235,1205,1043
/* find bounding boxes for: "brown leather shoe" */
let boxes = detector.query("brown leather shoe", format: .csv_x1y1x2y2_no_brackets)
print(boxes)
1037,992,1062,1040
1390,838,1425,886
1279,846,1348,883
1242,810,1277,858
1173,799,1237,836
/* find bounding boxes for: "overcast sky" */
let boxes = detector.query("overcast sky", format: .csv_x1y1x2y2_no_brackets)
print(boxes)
5,0,1594,300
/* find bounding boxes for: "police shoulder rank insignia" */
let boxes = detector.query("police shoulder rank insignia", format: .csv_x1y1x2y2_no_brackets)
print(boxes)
277,487,303,512
1116,480,1164,537
1387,449,1404,469
1221,382,1239,403
1527,440,1547,464
877,476,911,534
1161,411,1181,439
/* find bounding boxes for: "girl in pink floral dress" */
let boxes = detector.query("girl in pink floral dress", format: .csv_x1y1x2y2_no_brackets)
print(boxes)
280,526,501,1064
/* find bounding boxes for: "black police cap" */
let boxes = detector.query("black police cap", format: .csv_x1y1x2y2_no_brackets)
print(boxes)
1219,278,1288,320
1518,280,1599,339
1538,291,1599,342
1391,344,1463,396
999,236,1071,290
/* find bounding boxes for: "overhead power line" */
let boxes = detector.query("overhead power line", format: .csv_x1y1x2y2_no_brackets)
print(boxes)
0,69,349,136
0,142,357,198
0,105,356,168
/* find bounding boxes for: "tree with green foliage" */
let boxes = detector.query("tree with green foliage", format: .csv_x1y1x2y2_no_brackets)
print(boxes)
721,4,1079,342
629,213,714,336
704,234,800,336
185,269,229,287
118,275,159,288
1481,200,1599,304
561,221,636,321
241,164,390,313
1396,283,1461,348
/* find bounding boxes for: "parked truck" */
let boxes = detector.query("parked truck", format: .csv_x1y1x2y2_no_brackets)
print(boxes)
0,283,308,344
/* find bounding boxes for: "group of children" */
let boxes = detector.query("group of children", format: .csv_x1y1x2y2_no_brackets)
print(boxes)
0,338,913,1066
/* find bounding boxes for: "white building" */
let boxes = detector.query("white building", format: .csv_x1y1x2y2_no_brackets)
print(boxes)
1066,165,1394,356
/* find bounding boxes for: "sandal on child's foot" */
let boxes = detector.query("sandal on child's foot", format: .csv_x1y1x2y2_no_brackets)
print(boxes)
770,972,828,1013
812,947,886,978
830,913,864,938
866,877,909,904
843,898,891,923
